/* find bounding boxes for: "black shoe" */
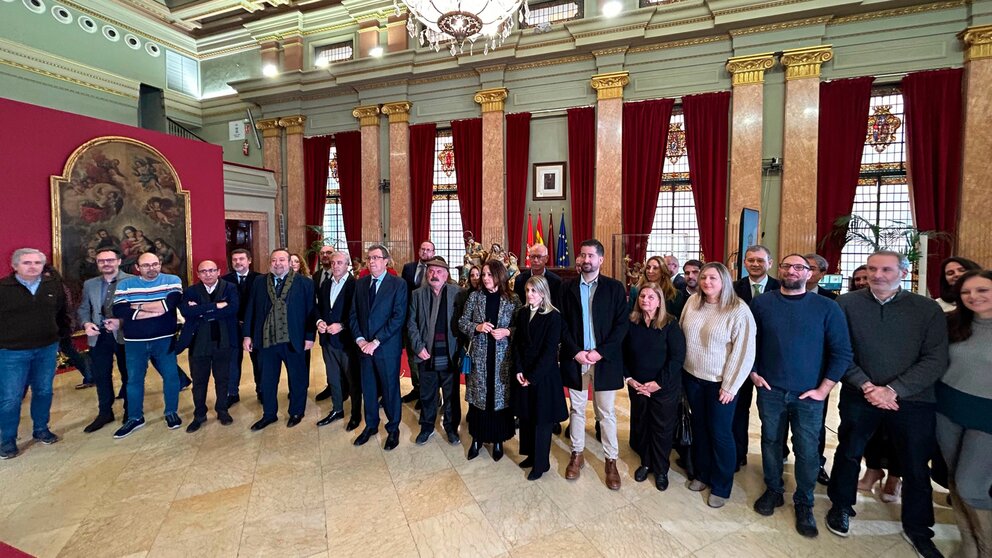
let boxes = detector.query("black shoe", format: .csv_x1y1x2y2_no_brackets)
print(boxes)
595,420,601,442
250,416,277,431
116,390,125,400
186,418,205,433
527,469,544,481
492,442,504,462
346,418,361,432
354,429,377,446
415,428,435,445
384,431,399,451
817,467,831,486
519,456,534,469
634,466,650,483
826,506,852,537
754,489,785,516
552,423,562,436
445,429,460,445
564,424,570,438
165,413,182,430
902,531,944,558
315,387,332,401
795,504,819,538
227,394,240,407
84,414,115,433
32,430,60,445
287,415,303,428
467,440,481,460
317,411,344,427
655,472,669,491
0,442,18,460
114,417,146,439
414,400,422,411
217,413,233,426
401,390,419,403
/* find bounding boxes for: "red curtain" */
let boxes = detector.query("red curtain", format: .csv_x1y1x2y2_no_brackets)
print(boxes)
903,68,964,296
567,107,595,247
506,113,531,258
622,98,674,264
303,135,334,269
815,77,875,273
682,91,731,263
334,130,363,258
452,118,483,241
410,123,437,250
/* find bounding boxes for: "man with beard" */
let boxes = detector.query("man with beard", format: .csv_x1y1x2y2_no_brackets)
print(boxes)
400,240,437,407
681,259,703,299
223,249,261,406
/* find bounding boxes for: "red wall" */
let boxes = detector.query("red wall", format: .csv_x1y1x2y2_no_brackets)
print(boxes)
0,98,226,277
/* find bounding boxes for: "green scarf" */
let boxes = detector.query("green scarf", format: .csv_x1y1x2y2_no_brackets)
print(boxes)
262,270,296,349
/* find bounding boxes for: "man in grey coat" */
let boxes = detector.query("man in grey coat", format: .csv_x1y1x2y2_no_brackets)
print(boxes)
406,256,467,445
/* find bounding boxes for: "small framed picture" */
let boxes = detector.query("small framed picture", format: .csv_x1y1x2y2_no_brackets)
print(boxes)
532,162,566,201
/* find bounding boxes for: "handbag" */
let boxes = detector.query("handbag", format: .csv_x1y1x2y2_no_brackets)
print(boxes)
460,337,474,375
675,392,692,447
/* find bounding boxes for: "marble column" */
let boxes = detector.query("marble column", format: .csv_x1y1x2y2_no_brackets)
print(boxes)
778,46,832,258
957,25,992,264
382,101,413,263
474,88,508,247
726,54,775,266
353,105,382,246
591,72,628,277
278,115,307,255
256,118,283,247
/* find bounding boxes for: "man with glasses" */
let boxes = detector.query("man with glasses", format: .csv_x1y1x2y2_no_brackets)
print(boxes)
513,243,562,308
401,240,437,406
78,248,132,433
111,252,184,438
749,254,852,537
804,253,837,300
175,260,238,433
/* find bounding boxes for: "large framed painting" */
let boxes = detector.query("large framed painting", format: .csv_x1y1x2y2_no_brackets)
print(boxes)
51,136,192,297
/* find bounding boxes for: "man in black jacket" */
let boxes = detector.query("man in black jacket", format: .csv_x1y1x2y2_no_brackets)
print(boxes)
223,249,261,407
400,240,436,406
315,251,360,430
513,243,562,309
560,239,629,490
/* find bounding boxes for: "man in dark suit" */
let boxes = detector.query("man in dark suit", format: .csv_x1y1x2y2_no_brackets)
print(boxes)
560,239,630,490
242,249,316,431
400,240,436,405
680,259,703,299
732,244,781,469
313,245,341,402
176,260,239,433
315,250,360,430
223,249,261,407
513,243,562,308
804,253,837,300
349,244,408,451
664,254,687,291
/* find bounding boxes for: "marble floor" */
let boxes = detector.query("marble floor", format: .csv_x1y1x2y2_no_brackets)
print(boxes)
0,353,960,558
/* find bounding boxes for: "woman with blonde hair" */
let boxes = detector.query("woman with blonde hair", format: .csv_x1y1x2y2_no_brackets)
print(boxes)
512,275,567,480
289,253,311,278
624,282,686,491
680,262,756,508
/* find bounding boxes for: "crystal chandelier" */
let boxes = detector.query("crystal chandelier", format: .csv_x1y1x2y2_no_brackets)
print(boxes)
395,0,530,56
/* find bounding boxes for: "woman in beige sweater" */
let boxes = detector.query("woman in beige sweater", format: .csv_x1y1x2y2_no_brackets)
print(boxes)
680,262,756,508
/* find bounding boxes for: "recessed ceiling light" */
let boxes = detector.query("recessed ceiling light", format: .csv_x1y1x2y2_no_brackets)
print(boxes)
602,0,622,17
262,64,278,77
369,46,384,58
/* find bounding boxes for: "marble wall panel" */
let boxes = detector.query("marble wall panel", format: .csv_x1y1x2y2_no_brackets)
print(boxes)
778,77,819,257
958,57,992,265
727,84,764,269
595,97,623,277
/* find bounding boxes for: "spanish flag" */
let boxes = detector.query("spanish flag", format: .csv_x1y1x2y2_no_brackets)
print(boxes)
535,213,544,245
526,213,534,250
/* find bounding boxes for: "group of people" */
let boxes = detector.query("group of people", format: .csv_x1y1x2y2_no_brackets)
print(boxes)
0,238,989,558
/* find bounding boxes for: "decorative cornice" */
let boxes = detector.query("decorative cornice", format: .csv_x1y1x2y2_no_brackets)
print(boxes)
256,118,282,138
831,1,964,25
381,101,413,123
628,35,728,54
712,0,811,17
476,64,507,74
352,105,381,127
591,47,628,57
646,15,712,31
960,25,992,62
506,54,594,71
590,71,629,101
474,88,508,113
726,53,775,86
278,115,307,135
780,45,832,80
730,16,832,36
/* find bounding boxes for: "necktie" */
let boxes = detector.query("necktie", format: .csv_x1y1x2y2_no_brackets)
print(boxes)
238,275,244,286
752,284,762,298
414,263,424,286
368,277,378,307
275,277,284,297
322,271,329,287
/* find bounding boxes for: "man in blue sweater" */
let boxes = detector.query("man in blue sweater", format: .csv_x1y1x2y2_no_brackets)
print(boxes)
111,252,184,439
749,254,853,538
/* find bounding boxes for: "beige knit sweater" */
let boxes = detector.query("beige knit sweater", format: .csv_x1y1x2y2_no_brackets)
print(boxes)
679,294,757,396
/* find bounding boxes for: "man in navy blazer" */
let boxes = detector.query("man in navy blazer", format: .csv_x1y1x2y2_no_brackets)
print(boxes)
349,244,408,450
315,251,361,430
242,249,316,431
222,249,261,407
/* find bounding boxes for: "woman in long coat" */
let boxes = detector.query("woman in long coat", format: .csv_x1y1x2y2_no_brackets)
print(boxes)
458,258,520,461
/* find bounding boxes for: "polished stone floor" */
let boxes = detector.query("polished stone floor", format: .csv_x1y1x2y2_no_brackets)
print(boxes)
0,353,959,557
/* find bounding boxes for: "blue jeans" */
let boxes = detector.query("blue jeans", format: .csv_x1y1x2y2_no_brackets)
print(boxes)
124,338,180,420
0,343,58,444
756,386,824,506
683,373,739,498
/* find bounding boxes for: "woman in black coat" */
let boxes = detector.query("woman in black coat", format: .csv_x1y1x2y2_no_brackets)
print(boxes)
624,282,686,491
512,276,568,480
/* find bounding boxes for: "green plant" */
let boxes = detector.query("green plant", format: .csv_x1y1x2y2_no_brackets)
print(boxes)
825,214,949,264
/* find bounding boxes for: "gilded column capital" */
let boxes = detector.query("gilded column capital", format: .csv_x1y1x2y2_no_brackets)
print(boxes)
590,71,629,101
780,45,833,80
726,53,776,86
381,101,413,123
256,118,282,139
278,115,307,135
474,88,508,113
352,105,381,127
960,24,992,62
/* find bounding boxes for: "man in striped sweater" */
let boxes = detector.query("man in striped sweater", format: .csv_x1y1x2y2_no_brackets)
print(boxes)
111,252,184,439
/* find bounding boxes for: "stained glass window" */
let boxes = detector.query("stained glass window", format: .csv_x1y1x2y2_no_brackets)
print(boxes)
322,144,350,263
648,110,702,263
430,129,464,279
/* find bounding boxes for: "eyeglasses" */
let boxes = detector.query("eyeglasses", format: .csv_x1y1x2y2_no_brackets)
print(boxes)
529,254,547,259
367,255,386,261
778,263,811,272
197,269,219,274
96,259,119,264
138,262,161,269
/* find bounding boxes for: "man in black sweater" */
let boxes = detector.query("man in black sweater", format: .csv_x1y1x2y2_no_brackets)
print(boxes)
826,251,948,558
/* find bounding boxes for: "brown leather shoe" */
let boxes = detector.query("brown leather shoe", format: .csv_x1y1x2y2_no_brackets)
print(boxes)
565,451,584,480
605,458,621,490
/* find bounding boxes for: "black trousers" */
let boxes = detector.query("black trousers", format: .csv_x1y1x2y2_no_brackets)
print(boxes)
345,353,362,422
629,386,679,474
230,341,261,397
258,343,308,419
89,331,127,417
360,353,401,434
519,420,554,474
189,348,232,419
733,377,754,464
418,366,460,432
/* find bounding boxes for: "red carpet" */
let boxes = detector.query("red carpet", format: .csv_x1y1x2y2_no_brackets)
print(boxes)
0,542,34,558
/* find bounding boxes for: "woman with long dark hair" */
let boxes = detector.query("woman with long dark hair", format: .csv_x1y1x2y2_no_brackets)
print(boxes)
937,257,981,312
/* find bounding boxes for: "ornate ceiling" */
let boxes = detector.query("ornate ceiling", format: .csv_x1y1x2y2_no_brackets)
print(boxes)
109,0,342,36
